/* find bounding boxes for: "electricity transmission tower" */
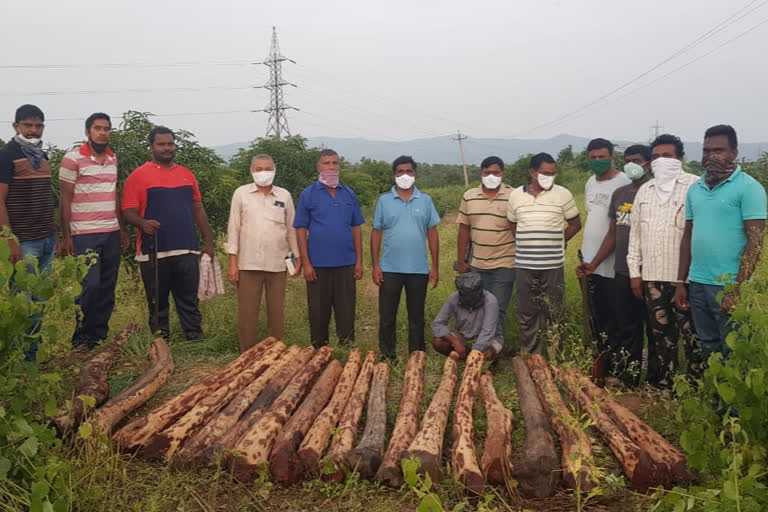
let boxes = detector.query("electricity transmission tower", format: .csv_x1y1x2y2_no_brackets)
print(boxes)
255,26,298,139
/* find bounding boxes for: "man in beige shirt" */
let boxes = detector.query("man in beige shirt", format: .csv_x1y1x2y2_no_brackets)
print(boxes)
225,154,301,352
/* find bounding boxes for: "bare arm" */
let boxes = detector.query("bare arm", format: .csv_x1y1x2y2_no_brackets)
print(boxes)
734,219,766,287
370,228,383,286
427,225,439,289
59,180,75,255
192,201,213,257
677,220,693,283
0,183,21,263
457,222,471,272
564,216,582,242
296,227,316,282
352,225,363,280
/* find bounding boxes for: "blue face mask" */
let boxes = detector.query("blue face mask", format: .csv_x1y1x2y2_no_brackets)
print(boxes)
623,162,647,181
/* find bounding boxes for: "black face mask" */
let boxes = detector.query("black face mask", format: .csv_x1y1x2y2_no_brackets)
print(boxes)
89,139,109,154
456,273,485,311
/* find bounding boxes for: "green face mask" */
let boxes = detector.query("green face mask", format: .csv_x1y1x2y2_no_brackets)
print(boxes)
588,158,612,175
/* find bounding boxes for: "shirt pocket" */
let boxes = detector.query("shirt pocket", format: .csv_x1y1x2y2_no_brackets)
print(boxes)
637,200,652,225
674,203,686,230
264,204,286,224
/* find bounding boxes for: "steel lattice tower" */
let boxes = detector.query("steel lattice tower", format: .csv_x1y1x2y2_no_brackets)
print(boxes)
255,26,297,139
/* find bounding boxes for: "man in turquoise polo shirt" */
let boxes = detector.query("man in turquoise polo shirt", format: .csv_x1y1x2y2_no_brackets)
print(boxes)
674,125,766,362
371,155,440,360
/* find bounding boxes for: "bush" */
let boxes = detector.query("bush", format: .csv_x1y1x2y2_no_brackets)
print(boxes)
422,185,468,217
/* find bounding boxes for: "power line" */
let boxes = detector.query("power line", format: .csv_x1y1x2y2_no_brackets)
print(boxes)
255,26,297,139
0,59,253,70
0,85,255,98
26,110,253,123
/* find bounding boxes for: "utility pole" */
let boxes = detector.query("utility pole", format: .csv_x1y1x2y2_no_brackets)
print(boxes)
254,26,298,139
453,130,469,187
650,120,663,141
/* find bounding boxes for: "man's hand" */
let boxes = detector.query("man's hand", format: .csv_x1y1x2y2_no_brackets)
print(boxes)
429,266,439,289
576,262,595,279
354,261,363,281
303,262,318,283
481,347,497,362
457,260,471,273
141,219,161,235
202,239,214,258
673,283,690,311
8,238,21,264
120,229,130,250
227,265,239,286
630,277,644,300
291,256,303,278
720,290,739,314
60,236,74,257
372,264,384,286
446,333,467,360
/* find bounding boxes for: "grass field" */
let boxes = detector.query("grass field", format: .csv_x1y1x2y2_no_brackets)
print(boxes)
45,195,687,512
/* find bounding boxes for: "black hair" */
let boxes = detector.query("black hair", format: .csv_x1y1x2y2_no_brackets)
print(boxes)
529,152,555,170
480,156,504,170
15,104,44,123
392,155,417,172
586,138,614,155
85,112,111,132
624,144,651,162
651,133,684,158
318,149,339,161
704,124,738,150
148,126,175,145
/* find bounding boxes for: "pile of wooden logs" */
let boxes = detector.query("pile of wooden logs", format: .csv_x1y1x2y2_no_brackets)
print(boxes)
95,335,689,496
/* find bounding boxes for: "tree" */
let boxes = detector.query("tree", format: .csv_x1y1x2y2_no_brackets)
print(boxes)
557,144,574,165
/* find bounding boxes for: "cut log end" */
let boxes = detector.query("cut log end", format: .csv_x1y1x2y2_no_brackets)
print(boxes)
345,446,383,480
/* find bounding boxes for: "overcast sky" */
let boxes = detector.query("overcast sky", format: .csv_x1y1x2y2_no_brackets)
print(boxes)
2,0,767,150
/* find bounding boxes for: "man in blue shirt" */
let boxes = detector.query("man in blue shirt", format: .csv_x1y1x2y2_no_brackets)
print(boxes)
674,125,766,362
371,155,440,360
295,149,365,348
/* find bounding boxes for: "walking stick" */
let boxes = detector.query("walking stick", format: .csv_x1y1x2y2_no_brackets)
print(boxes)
578,250,605,387
149,232,160,335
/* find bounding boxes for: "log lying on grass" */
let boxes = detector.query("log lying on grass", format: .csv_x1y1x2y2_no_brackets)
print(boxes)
451,349,485,494
297,350,368,474
54,323,141,435
113,337,277,451
405,352,459,483
527,355,597,493
554,367,660,491
178,345,299,464
90,338,174,435
571,367,690,485
269,360,343,484
510,356,558,498
231,346,334,482
479,372,515,485
206,346,315,459
316,351,376,482
345,362,390,479
375,350,425,487
143,342,288,460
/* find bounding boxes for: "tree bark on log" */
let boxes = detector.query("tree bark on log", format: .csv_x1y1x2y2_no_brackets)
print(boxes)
509,356,558,498
204,346,315,461
344,362,390,479
269,360,343,485
405,352,459,483
479,372,515,485
178,345,299,464
297,350,368,475
554,367,661,491
230,347,334,483
113,337,277,451
54,323,141,435
375,350,425,487
142,342,288,460
527,355,597,493
568,367,690,486
450,349,485,494
315,351,376,482
90,338,174,435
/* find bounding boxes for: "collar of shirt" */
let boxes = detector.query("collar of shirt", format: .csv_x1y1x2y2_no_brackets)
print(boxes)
78,142,115,158
248,183,277,196
389,185,422,201
698,165,742,191
313,180,349,193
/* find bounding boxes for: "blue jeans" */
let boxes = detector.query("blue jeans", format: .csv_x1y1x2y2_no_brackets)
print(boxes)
689,281,732,364
471,266,515,344
18,232,57,361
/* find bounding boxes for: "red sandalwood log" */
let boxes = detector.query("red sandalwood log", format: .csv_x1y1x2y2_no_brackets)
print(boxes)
451,350,485,494
479,372,515,485
344,362,390,479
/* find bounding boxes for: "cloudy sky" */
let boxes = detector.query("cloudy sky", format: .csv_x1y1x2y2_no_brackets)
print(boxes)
2,0,767,149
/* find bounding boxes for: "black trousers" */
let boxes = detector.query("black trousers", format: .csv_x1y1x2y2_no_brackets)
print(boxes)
378,272,429,359
612,273,650,385
139,253,202,339
588,274,618,371
72,231,122,347
306,265,356,347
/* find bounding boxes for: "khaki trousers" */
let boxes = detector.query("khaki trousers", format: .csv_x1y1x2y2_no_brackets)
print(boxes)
237,270,287,352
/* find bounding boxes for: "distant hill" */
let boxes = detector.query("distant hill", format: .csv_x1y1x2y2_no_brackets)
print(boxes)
214,134,767,164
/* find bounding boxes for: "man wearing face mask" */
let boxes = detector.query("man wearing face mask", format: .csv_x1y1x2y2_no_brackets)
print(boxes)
294,149,365,348
59,113,130,351
431,273,499,361
456,156,515,354
225,154,301,352
627,134,699,388
577,138,630,370
371,155,440,360
508,153,581,355
675,125,766,363
579,145,653,386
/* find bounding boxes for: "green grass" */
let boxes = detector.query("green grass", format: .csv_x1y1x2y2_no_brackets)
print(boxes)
45,194,675,511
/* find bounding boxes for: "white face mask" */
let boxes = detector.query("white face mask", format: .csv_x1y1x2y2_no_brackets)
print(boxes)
481,174,503,189
651,157,683,203
538,173,555,190
16,134,41,145
252,170,275,187
395,174,415,189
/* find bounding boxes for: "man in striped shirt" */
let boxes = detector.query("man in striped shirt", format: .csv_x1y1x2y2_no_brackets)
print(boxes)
507,152,581,355
60,113,129,349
